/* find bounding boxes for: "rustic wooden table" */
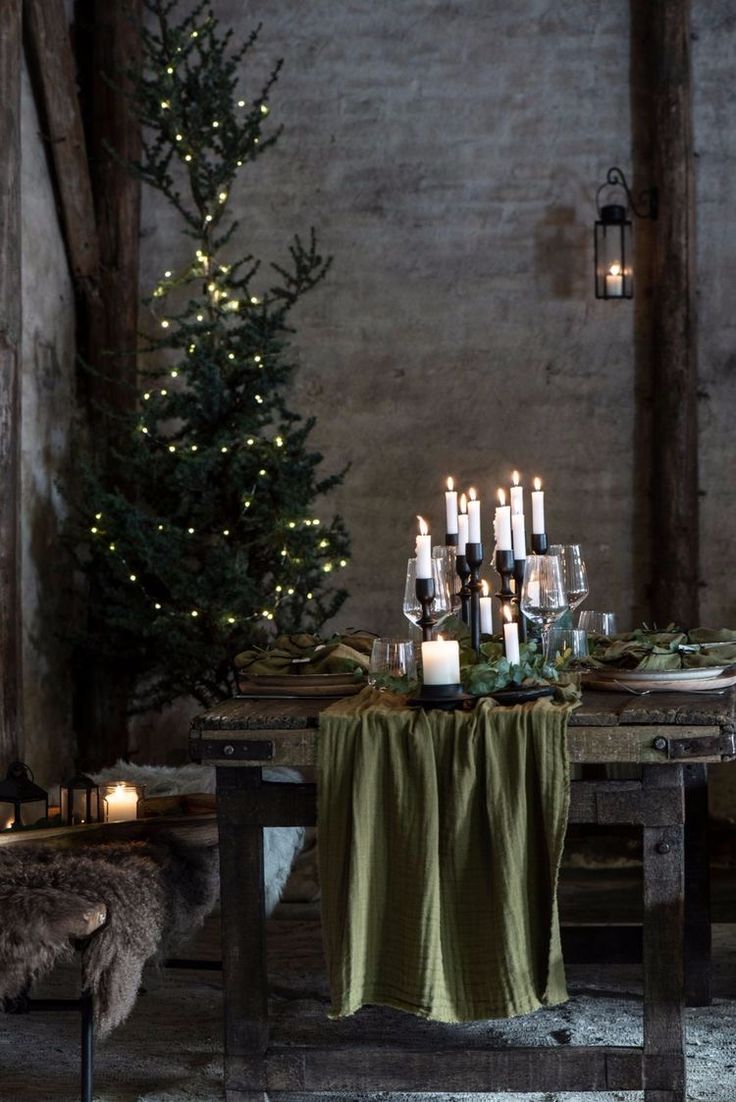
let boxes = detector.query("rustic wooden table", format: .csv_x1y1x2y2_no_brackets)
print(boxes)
190,688,736,1102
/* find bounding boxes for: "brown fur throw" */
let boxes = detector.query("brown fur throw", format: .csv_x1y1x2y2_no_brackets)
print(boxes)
0,835,218,1037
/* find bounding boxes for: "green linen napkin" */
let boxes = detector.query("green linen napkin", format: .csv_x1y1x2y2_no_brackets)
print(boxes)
318,687,574,1022
234,632,372,676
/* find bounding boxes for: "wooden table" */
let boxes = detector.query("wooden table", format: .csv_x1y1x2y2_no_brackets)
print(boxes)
190,688,736,1102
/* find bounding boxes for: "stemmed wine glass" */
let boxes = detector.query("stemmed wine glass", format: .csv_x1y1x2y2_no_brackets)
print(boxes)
520,554,569,657
403,557,453,632
548,544,589,614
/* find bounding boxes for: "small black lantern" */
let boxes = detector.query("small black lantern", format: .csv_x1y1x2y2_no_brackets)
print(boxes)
594,166,657,300
0,761,49,831
61,773,101,826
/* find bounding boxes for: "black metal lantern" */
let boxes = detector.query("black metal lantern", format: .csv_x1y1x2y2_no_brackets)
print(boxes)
61,773,101,826
594,166,657,300
0,761,49,831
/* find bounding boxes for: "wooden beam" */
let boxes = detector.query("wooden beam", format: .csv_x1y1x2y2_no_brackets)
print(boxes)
0,0,23,765
23,0,100,291
649,0,699,628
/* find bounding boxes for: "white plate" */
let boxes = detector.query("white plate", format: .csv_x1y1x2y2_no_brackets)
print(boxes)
584,670,736,694
590,666,728,682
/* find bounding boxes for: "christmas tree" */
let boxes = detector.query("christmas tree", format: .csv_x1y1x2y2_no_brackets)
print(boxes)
71,0,350,710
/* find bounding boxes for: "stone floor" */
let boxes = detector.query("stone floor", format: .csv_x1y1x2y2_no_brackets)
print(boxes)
2,874,736,1102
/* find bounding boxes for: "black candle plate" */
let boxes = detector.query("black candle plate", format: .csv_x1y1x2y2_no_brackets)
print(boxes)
408,684,473,711
488,685,555,706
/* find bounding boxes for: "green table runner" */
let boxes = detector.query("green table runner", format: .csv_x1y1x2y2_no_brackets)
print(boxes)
318,687,575,1022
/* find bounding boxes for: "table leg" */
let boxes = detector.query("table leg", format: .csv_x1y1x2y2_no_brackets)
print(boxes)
642,764,685,1102
684,763,712,1006
217,767,269,1102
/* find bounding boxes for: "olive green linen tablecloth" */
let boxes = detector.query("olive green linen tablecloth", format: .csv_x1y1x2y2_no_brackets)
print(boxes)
318,687,575,1023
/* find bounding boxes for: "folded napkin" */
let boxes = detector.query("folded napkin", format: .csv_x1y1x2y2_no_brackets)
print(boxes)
318,687,575,1022
234,632,372,677
589,627,736,671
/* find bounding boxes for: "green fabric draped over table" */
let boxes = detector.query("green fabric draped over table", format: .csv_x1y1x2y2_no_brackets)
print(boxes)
318,687,577,1023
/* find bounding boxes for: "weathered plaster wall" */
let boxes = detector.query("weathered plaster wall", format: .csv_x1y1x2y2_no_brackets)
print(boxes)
141,0,642,641
19,60,76,785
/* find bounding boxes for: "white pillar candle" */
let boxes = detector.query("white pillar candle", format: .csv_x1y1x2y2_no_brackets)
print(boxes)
531,477,545,534
480,580,493,634
605,263,623,297
467,487,481,544
415,516,432,578
421,637,461,685
104,783,139,822
510,471,524,516
495,489,512,551
457,511,468,555
503,607,521,666
445,477,458,536
512,511,527,560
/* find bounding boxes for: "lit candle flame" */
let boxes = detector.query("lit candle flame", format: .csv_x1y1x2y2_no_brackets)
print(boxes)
437,633,444,641
417,515,429,536
512,470,520,486
459,493,467,513
446,476,454,492
497,488,506,506
503,604,513,624
533,477,542,491
469,486,477,501
481,579,489,597
608,262,621,276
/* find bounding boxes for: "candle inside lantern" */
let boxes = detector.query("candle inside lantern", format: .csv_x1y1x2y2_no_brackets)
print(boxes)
531,477,545,534
480,580,493,635
512,510,527,560
503,605,521,666
510,471,524,516
605,262,623,297
445,477,458,536
103,783,139,822
421,635,461,685
415,515,432,578
467,487,481,544
457,494,469,555
495,489,512,551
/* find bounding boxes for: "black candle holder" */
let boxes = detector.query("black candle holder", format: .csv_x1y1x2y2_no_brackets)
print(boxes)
466,541,484,655
531,532,548,555
415,575,437,642
408,682,471,711
513,557,528,643
456,553,471,624
495,548,515,633
445,532,458,548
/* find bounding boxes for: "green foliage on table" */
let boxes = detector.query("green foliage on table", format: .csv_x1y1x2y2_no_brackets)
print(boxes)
65,0,350,709
461,640,560,696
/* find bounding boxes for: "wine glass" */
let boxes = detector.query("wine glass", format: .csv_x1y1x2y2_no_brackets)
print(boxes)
520,554,569,657
403,557,452,631
548,544,589,613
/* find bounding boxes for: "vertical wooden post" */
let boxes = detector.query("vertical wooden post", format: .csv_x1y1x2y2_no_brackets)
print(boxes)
649,0,699,628
74,0,142,769
0,0,24,764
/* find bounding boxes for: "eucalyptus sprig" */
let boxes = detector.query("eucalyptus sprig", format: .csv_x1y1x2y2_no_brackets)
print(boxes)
460,639,559,696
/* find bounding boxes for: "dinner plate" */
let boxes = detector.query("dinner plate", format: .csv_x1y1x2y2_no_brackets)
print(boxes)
583,670,736,694
590,666,728,682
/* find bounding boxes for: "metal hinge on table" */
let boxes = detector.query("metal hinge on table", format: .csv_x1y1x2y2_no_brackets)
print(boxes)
652,731,736,760
197,738,274,762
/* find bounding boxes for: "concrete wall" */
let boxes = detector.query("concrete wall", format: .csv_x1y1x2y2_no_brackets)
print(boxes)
19,59,76,785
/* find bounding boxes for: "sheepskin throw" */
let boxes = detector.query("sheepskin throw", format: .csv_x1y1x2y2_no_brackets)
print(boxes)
0,834,218,1037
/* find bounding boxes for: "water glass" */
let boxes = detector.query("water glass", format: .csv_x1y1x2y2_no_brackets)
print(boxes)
578,610,619,637
547,628,589,662
548,544,589,612
433,544,460,610
368,638,417,686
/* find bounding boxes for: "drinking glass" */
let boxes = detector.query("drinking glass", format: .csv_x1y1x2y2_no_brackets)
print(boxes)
368,638,417,686
403,557,453,630
520,554,569,657
578,610,618,637
433,544,460,611
548,544,589,612
547,628,589,662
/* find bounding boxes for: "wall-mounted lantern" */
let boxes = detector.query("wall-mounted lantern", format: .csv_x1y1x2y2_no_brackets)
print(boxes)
595,166,657,300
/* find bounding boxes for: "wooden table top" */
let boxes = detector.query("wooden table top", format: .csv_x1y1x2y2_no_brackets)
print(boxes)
190,688,736,766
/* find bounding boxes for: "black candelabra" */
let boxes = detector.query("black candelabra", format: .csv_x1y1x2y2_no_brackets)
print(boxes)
531,531,548,554
513,556,527,642
415,575,437,642
456,552,471,625
466,542,484,654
